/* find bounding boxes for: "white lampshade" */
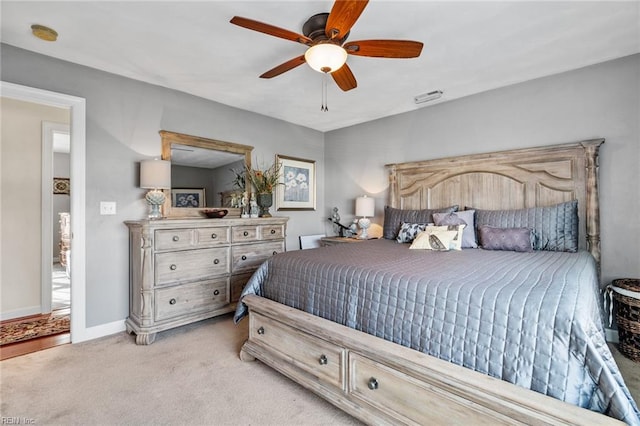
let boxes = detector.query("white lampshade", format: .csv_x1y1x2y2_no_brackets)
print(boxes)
140,159,171,189
304,43,348,74
355,195,375,218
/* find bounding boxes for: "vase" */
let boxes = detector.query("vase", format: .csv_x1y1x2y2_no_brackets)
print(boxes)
256,193,273,217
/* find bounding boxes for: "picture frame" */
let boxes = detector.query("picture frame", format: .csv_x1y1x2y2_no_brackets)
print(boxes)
276,155,316,211
171,188,206,208
53,177,70,195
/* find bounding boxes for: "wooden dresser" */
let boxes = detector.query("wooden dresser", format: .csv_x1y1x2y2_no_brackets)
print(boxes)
124,216,288,344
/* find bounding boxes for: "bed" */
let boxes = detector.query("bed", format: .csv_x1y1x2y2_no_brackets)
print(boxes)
234,139,640,425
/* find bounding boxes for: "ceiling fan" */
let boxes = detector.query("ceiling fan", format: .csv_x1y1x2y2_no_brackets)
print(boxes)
230,0,424,92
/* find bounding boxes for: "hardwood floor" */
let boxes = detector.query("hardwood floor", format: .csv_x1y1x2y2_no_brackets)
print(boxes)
0,332,70,360
0,308,71,361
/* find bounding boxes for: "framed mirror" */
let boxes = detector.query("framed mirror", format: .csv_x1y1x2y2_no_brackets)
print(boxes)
160,130,253,218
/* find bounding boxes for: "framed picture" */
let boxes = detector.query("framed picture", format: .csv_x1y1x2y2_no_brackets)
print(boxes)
53,177,70,195
171,188,206,208
276,155,316,211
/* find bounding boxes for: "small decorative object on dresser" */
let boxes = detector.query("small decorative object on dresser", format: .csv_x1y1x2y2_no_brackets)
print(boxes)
124,216,288,345
201,209,228,219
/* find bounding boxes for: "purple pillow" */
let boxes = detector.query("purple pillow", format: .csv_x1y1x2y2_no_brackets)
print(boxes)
433,210,477,248
478,226,533,252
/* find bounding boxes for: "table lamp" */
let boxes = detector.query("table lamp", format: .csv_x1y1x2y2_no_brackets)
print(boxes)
355,195,375,240
140,159,171,220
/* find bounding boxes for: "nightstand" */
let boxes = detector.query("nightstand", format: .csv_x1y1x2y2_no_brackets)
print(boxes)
320,236,368,247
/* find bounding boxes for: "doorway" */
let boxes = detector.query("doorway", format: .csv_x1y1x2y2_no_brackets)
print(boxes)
43,122,71,316
0,81,87,351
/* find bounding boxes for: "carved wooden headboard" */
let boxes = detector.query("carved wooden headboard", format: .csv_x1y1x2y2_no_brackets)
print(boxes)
385,139,604,269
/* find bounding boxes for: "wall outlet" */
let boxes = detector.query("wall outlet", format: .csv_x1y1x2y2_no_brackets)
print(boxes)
100,201,116,215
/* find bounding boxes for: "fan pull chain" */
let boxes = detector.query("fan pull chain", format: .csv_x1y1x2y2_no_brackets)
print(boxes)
321,73,328,112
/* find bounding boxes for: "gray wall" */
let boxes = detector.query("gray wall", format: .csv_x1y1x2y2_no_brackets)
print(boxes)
325,54,640,286
2,44,325,327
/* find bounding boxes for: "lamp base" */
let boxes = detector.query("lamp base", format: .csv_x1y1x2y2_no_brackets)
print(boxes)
145,189,166,220
358,217,371,240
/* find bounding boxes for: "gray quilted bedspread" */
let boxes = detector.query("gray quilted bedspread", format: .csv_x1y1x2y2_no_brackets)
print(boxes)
234,239,639,424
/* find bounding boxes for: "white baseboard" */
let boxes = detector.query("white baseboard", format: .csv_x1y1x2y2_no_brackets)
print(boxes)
72,319,127,343
0,306,41,321
605,328,619,344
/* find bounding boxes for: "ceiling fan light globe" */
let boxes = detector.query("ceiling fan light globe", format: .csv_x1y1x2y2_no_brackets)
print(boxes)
304,43,347,73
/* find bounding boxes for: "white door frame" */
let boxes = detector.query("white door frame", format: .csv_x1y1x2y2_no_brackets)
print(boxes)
1,81,88,342
41,121,70,313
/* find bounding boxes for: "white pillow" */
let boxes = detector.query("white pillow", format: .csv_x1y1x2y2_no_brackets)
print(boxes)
425,224,465,250
409,228,459,251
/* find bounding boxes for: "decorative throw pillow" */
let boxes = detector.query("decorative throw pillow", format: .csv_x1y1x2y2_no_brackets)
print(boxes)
410,229,459,251
471,200,578,252
383,205,459,240
433,210,478,248
396,222,428,243
478,226,533,252
432,224,465,250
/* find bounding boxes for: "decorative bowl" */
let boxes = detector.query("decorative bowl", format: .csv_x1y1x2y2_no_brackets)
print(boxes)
202,209,228,219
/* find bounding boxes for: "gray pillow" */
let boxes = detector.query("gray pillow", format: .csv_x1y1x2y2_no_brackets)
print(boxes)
433,210,478,248
478,226,533,252
472,200,578,252
383,205,458,240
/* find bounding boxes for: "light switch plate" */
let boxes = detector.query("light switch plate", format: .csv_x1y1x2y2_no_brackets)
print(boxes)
100,201,116,215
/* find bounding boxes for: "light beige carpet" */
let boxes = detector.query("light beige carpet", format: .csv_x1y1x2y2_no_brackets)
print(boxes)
1,314,638,425
0,315,362,426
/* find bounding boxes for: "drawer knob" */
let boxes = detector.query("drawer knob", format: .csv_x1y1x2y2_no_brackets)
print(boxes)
211,233,217,239
367,377,379,390
257,326,265,335
170,264,177,271
243,231,249,236
169,298,176,305
241,255,247,261
172,236,179,242
318,354,328,365
213,258,220,265
270,229,276,234
213,289,220,296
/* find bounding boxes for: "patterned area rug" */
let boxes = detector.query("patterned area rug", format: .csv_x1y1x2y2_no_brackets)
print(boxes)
0,313,70,346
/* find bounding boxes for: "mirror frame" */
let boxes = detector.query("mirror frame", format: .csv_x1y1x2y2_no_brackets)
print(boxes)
160,130,253,218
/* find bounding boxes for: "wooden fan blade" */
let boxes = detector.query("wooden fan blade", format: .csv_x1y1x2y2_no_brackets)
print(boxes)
344,40,424,58
331,63,357,91
230,16,312,45
325,0,369,40
260,55,306,79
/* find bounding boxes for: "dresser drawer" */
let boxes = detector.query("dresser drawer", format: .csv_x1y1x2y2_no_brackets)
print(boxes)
260,224,284,240
155,247,229,285
349,353,505,425
155,227,230,251
232,225,258,243
251,312,344,390
232,241,283,272
155,229,194,251
195,227,230,246
155,278,229,321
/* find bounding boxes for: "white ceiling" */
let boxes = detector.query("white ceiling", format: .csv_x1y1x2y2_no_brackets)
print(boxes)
2,1,638,132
